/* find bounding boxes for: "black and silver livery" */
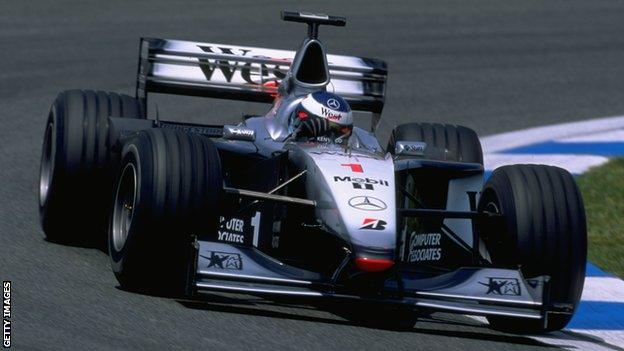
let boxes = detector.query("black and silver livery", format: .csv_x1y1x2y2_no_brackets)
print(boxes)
39,11,587,333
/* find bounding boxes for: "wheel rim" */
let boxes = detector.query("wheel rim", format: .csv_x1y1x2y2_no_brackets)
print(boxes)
479,192,509,264
39,119,55,207
112,163,138,252
483,201,500,215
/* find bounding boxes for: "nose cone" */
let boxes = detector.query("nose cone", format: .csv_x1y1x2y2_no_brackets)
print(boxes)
355,257,395,272
297,144,398,273
302,147,397,250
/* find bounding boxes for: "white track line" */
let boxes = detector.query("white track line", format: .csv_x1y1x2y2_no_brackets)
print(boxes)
484,154,609,174
582,277,624,303
558,129,624,143
530,333,618,351
481,115,624,153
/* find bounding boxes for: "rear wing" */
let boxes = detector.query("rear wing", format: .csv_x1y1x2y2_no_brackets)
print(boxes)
135,38,387,126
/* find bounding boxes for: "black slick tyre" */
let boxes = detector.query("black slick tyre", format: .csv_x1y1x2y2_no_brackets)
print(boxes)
109,129,222,296
478,164,587,333
39,90,145,244
387,122,483,164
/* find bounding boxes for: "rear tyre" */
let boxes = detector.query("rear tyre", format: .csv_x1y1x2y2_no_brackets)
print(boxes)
478,165,587,333
109,129,222,296
39,90,145,244
387,122,483,164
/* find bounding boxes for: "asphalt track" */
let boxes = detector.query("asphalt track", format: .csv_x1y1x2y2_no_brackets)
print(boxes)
2,1,624,350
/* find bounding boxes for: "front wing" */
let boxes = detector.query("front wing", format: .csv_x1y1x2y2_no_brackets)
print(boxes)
192,241,567,324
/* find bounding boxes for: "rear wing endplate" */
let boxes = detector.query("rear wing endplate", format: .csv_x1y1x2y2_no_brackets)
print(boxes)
135,38,387,124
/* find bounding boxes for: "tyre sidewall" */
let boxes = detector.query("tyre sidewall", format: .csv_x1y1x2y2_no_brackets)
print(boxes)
39,95,74,235
109,142,152,281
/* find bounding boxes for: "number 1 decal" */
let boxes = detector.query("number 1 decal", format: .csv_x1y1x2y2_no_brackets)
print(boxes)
251,211,261,247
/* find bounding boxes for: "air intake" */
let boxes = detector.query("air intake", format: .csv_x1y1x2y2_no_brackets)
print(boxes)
293,40,328,85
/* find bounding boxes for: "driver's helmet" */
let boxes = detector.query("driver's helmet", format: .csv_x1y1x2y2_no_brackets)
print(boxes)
293,91,353,141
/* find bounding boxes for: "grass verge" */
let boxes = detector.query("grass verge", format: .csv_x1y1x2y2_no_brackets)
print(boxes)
577,158,624,278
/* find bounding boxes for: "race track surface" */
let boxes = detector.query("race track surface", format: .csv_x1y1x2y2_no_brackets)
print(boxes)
2,1,624,350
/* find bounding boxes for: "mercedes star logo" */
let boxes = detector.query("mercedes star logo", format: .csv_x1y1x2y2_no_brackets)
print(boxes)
348,196,387,211
327,98,340,109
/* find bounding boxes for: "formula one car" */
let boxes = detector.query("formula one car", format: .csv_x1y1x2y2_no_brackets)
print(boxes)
38,11,587,332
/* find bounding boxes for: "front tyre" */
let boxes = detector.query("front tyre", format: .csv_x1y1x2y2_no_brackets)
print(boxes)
109,129,222,296
478,164,587,333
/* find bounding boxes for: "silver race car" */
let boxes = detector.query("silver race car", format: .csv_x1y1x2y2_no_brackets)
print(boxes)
39,11,587,332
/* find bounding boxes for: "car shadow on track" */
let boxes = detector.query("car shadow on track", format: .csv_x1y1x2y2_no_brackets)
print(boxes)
177,294,556,348
43,229,109,253
179,297,354,327
409,325,557,348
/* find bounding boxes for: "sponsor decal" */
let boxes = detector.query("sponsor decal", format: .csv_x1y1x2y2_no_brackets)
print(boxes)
216,212,260,246
479,277,521,296
360,218,387,230
201,251,243,270
327,98,340,109
160,122,222,136
333,176,389,190
321,107,342,121
197,45,288,86
340,163,363,173
315,136,333,143
408,232,442,262
3,281,10,348
395,141,427,156
223,125,255,141
348,196,387,211
218,216,246,244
